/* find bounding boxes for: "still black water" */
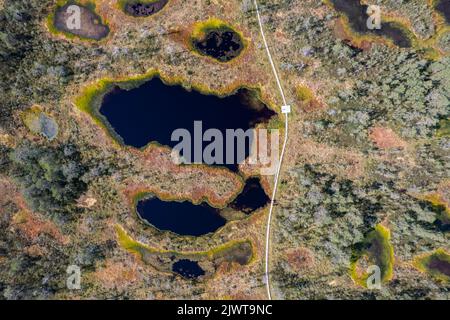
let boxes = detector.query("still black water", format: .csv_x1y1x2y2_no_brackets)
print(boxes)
172,259,205,279
136,178,269,236
230,177,270,214
124,0,168,17
193,29,244,62
99,77,275,172
330,0,412,48
136,197,226,236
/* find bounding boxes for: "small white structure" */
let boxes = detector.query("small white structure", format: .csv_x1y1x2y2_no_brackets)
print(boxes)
281,105,291,114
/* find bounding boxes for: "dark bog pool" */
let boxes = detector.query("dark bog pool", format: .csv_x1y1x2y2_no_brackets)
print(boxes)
136,197,226,236
230,177,270,214
192,28,244,62
123,0,168,17
99,77,276,172
136,178,268,235
54,4,109,40
436,0,450,24
172,259,205,279
330,0,412,48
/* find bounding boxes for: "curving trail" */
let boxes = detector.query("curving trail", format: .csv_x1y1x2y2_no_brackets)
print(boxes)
253,0,290,301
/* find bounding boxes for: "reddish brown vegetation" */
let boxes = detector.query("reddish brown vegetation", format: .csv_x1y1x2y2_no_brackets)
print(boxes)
286,247,315,272
369,126,406,150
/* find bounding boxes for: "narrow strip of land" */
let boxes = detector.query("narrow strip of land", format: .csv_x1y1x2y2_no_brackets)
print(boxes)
253,0,290,301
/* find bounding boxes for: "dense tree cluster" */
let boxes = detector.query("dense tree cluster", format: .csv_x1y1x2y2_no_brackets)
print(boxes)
301,52,450,149
9,142,88,219
274,161,449,299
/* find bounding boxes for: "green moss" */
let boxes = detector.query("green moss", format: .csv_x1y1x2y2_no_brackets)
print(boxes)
116,224,158,254
414,248,450,283
350,224,394,287
191,18,231,38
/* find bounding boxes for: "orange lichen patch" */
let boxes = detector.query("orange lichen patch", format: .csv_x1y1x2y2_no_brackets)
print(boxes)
93,259,139,290
369,126,407,150
11,211,68,245
25,244,47,257
285,247,316,272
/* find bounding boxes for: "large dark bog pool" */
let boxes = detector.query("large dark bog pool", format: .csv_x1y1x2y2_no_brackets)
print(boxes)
136,197,226,236
99,77,276,172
